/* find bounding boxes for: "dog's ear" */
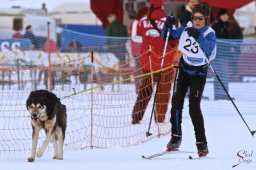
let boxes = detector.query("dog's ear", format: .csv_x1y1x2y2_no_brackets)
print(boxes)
26,91,35,109
43,91,47,98
45,91,58,114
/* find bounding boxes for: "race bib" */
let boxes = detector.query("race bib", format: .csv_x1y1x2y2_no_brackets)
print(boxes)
178,27,216,66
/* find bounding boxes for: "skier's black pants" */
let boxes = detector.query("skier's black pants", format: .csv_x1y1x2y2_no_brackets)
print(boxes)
170,69,207,143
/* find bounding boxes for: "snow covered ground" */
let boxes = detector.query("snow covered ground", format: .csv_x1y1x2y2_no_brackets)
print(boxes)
0,113,255,170
0,78,255,170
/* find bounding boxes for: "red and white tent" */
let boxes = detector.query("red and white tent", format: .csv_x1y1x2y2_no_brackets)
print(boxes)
90,0,124,28
174,0,254,9
90,0,254,29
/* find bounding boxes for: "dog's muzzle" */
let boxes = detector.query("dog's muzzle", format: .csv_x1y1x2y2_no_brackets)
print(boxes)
31,112,41,120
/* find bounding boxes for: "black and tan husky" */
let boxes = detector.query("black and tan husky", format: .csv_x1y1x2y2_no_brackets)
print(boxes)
26,90,67,162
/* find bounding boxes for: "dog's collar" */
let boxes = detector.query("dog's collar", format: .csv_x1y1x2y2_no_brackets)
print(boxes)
31,116,39,121
32,114,55,125
32,119,41,124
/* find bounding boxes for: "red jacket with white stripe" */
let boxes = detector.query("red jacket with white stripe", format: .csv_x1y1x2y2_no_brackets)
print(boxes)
129,19,143,57
137,8,178,72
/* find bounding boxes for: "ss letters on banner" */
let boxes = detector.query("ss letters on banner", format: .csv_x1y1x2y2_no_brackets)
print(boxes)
1,41,21,51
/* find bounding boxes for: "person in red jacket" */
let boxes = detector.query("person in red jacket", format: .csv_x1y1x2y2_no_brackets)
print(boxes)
129,6,149,93
132,0,179,124
12,31,23,39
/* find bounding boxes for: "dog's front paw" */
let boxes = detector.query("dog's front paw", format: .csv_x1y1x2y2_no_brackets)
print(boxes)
27,157,35,162
53,156,63,160
36,149,44,158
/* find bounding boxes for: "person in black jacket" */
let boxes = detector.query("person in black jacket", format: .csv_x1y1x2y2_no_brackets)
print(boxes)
212,8,237,100
24,25,38,49
228,19,243,81
212,9,230,39
178,0,198,26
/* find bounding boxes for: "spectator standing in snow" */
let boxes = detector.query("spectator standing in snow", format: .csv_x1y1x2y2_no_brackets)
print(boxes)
12,31,23,39
129,6,149,93
131,0,179,124
178,0,198,26
106,13,128,64
24,25,38,49
228,18,243,82
212,9,229,100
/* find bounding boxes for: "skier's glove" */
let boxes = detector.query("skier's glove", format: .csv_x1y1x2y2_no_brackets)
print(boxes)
161,16,176,41
165,15,176,29
185,27,200,40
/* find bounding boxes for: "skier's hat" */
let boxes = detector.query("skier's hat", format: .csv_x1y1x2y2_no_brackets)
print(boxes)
192,3,210,18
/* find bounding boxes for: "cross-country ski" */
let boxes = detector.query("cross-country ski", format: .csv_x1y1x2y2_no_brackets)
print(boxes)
142,150,193,160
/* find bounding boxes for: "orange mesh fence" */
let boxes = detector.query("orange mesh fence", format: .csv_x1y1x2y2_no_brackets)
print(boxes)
1,26,256,157
0,43,177,155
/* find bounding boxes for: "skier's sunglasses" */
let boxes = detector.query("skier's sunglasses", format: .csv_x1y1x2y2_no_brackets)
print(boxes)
192,16,206,21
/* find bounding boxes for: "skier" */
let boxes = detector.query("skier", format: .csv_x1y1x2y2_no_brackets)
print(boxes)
161,3,216,157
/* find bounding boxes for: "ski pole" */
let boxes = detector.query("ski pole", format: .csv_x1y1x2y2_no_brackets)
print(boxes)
146,15,173,137
204,55,256,137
